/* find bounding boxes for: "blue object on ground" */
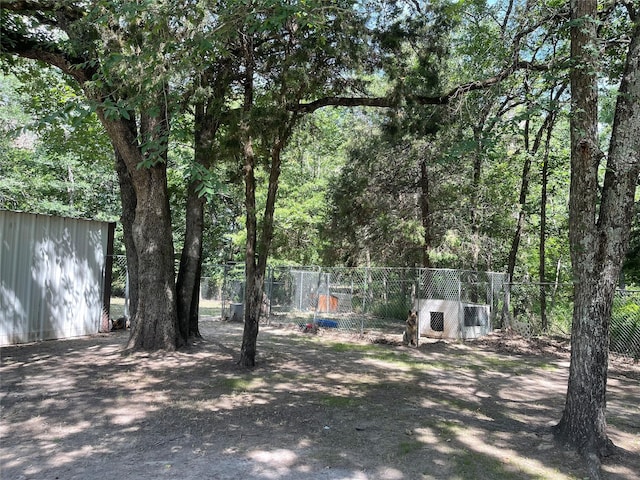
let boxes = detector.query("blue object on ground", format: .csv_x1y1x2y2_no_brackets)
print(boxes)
316,319,338,328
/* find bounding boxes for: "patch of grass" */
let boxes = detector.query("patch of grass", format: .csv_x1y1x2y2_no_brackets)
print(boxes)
457,354,557,374
199,306,222,317
219,377,256,392
319,395,360,408
328,342,380,353
538,362,559,371
453,450,525,479
433,418,462,437
398,439,423,455
370,350,415,365
470,355,523,371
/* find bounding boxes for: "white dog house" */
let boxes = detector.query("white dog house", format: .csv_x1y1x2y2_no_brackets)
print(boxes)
415,299,491,340
413,269,503,340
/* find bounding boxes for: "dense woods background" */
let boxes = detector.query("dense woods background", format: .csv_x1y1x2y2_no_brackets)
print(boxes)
2,7,637,283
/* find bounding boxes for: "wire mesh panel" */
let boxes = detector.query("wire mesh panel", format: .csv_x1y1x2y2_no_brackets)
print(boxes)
108,255,129,321
418,268,461,301
288,268,323,312
502,283,574,336
106,258,637,357
610,290,639,359
502,283,639,359
311,267,419,333
414,269,507,339
219,264,246,321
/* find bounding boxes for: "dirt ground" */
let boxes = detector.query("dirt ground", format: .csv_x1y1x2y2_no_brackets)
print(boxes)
1,319,638,480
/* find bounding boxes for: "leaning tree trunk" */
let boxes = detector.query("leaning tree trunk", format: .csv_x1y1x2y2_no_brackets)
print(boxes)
240,134,286,367
176,70,227,340
538,112,555,332
554,3,640,477
502,84,563,329
239,106,292,367
176,179,206,341
538,84,566,332
469,125,484,272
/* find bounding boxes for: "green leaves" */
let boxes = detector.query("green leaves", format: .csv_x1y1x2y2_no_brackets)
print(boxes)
190,161,228,202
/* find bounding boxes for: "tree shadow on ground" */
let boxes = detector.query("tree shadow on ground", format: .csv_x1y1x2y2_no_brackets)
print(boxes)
0,321,638,480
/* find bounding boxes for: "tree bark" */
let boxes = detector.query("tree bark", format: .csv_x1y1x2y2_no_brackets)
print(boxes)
418,158,432,268
1,3,180,351
176,178,206,341
114,148,139,324
239,31,260,367
126,158,180,351
240,125,292,367
176,104,209,341
176,66,229,341
239,127,260,367
554,2,640,475
98,105,181,352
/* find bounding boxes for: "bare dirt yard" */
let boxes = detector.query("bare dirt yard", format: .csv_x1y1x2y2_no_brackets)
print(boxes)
1,319,638,480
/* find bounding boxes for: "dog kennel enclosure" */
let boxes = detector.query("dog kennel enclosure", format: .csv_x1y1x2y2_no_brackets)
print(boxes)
415,269,505,340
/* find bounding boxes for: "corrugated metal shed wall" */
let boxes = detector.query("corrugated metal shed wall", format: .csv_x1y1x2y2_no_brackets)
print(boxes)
0,210,110,345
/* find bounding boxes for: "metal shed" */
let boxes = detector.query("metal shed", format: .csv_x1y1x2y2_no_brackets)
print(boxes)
0,210,114,345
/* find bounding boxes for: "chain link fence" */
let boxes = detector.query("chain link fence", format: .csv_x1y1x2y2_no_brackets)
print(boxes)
611,290,640,359
107,255,130,323
210,266,507,338
206,265,422,333
504,283,640,359
416,269,507,340
105,257,639,359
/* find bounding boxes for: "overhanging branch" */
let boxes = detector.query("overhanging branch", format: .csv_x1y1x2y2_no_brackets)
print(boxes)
289,59,560,114
0,0,85,21
0,27,94,83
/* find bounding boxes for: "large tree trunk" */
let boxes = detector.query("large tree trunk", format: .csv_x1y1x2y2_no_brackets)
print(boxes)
1,1,180,352
98,106,181,352
127,160,180,351
554,2,640,476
